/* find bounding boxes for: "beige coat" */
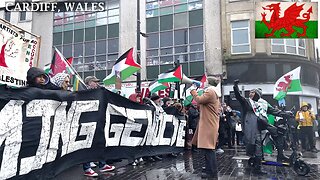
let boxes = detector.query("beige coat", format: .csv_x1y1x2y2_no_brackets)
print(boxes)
191,87,220,149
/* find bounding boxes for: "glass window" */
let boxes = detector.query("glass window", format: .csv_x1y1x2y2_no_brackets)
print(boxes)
53,33,62,45
108,16,119,24
95,70,107,79
108,23,119,38
147,17,159,33
175,54,188,63
174,13,188,28
160,15,173,31
175,46,188,53
97,11,108,18
63,31,73,44
96,25,107,39
4,11,10,21
85,20,96,28
84,56,94,63
63,44,72,58
85,28,95,41
96,17,108,26
19,12,26,21
271,39,306,56
147,49,158,56
108,39,119,53
108,9,119,16
160,31,173,47
107,60,115,69
54,12,64,20
74,29,84,43
74,43,83,58
231,20,250,54
189,9,203,26
74,13,85,22
74,22,84,30
174,4,188,13
160,48,173,55
188,1,203,11
160,7,173,15
147,57,159,65
108,54,118,62
147,33,159,49
73,57,83,65
160,56,173,64
96,55,107,62
64,23,73,31
146,9,159,18
190,52,204,61
108,1,119,9
189,26,203,43
96,40,106,54
174,29,188,45
53,25,63,33
85,42,95,56
190,44,203,52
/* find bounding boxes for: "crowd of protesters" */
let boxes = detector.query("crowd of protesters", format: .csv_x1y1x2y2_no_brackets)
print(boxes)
25,67,320,178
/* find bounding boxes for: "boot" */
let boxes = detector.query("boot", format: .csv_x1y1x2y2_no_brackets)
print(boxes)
275,136,290,163
253,157,267,175
203,149,218,177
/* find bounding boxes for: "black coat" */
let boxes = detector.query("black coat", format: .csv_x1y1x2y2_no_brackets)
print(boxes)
26,67,60,90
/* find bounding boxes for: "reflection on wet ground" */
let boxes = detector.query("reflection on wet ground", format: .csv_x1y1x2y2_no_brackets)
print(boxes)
56,145,320,180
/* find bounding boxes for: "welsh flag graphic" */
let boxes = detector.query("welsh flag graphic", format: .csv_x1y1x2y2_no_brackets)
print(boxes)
103,48,141,85
157,65,182,83
148,81,169,94
255,2,318,38
273,66,302,100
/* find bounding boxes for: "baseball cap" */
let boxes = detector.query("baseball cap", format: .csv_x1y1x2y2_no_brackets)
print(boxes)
85,76,100,85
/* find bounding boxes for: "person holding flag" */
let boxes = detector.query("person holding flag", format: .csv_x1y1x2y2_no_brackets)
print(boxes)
233,80,293,174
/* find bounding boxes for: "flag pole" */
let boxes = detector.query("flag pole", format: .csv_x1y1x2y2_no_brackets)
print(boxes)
136,0,141,93
53,47,87,87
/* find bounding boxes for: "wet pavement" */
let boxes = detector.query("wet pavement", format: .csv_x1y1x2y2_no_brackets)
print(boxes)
55,144,320,180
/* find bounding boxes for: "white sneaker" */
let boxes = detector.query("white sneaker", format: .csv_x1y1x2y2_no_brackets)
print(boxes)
90,162,97,168
216,148,224,154
138,157,144,162
84,168,98,177
100,164,115,172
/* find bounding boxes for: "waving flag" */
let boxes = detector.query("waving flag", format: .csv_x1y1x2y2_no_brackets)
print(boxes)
52,47,86,91
273,66,302,100
50,48,73,76
183,74,207,106
103,48,141,85
158,65,182,83
149,81,169,94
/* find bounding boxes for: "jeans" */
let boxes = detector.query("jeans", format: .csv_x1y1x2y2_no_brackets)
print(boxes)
83,161,106,171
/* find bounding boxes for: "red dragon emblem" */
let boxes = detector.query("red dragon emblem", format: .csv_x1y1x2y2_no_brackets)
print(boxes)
276,74,292,92
261,2,313,38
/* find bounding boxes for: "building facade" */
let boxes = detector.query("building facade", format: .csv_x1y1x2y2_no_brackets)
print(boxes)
1,0,319,111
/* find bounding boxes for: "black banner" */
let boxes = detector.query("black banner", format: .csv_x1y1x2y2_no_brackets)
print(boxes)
0,86,186,179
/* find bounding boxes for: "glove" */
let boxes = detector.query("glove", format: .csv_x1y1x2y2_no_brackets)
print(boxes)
193,81,201,88
234,79,239,85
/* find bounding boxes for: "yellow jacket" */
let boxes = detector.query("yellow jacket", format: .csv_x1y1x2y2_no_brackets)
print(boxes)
295,110,316,127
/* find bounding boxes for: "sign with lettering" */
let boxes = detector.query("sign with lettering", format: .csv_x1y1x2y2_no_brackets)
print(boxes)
0,86,186,179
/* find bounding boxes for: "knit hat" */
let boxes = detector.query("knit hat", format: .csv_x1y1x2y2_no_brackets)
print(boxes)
150,93,160,101
207,77,220,87
51,73,70,88
251,88,262,98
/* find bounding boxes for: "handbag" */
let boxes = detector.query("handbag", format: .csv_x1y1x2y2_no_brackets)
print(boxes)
235,123,242,131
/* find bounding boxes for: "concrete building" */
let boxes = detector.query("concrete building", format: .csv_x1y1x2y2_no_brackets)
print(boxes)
0,0,319,111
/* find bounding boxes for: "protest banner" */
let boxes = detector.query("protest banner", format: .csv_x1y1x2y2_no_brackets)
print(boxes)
0,18,40,87
0,86,186,179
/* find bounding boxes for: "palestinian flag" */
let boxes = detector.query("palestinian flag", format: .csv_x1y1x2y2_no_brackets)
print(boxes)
255,2,318,38
103,48,141,85
183,74,207,106
273,66,302,100
148,81,169,94
50,48,74,76
52,47,87,91
158,65,182,83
